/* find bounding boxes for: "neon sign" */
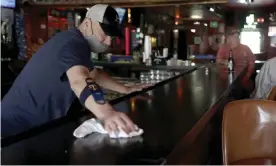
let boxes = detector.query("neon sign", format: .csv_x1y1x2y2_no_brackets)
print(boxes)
244,14,257,29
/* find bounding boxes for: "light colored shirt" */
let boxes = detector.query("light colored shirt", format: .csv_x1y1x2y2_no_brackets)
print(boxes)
254,57,276,99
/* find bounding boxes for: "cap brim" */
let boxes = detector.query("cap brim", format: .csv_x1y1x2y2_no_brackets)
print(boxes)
100,23,123,39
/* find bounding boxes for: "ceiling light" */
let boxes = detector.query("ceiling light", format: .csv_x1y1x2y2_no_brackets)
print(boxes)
238,0,247,4
194,22,200,25
204,23,208,26
190,9,203,19
191,29,196,33
191,15,202,19
209,8,215,12
257,18,264,23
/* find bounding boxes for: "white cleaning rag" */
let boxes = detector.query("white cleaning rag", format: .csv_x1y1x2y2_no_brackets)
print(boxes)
73,118,144,138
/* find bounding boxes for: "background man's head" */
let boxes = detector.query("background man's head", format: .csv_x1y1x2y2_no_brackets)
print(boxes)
79,4,122,53
226,27,240,48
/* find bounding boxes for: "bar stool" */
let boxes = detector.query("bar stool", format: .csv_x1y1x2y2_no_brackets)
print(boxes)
267,86,276,101
222,100,276,165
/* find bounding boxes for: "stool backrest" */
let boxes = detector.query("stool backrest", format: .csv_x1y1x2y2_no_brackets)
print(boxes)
267,87,276,101
222,100,276,165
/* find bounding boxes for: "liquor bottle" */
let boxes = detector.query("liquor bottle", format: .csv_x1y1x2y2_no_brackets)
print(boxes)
228,50,234,72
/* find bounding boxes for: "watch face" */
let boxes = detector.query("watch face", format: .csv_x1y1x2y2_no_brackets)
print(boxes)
88,84,99,91
86,82,106,104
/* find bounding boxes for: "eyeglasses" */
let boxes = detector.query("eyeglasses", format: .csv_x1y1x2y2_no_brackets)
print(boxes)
227,32,239,36
101,31,117,40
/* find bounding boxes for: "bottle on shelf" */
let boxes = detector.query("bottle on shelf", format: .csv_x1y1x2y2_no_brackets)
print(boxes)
228,50,234,72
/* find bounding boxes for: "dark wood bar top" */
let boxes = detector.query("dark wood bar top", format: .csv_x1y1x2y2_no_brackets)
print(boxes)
1,64,247,165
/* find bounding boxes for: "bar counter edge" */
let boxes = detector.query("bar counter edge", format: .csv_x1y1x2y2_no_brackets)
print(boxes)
1,65,198,146
1,64,247,165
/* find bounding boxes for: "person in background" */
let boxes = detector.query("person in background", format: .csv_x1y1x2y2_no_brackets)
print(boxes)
1,4,147,137
253,57,276,99
216,28,256,85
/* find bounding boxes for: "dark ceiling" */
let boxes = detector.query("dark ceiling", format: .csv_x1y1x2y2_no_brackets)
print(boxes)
144,4,224,23
228,0,276,7
142,4,225,31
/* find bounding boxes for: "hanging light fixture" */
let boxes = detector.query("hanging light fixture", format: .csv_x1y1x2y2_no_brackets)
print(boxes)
127,8,131,23
175,5,180,25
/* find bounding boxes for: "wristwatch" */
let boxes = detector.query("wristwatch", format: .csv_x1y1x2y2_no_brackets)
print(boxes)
85,78,106,105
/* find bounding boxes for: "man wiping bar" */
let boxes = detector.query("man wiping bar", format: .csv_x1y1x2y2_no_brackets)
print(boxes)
1,4,147,137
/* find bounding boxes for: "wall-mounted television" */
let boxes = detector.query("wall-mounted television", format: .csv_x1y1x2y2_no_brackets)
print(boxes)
1,0,16,8
115,8,126,24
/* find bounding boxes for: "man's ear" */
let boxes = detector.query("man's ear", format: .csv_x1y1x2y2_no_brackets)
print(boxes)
83,18,90,29
89,20,97,34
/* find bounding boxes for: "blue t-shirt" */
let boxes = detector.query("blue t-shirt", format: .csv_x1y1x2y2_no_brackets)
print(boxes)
1,29,93,137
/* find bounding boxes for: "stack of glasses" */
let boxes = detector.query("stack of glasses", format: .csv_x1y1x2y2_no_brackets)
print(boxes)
140,70,178,84
103,70,182,101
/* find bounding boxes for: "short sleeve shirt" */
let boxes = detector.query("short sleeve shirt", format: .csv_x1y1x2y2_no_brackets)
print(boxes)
216,44,256,77
1,28,92,137
216,44,255,66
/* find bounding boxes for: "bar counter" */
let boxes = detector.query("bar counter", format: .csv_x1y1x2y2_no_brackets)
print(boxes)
1,64,247,165
93,61,198,71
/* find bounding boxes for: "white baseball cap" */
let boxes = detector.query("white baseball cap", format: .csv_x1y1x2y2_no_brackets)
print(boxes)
86,4,123,38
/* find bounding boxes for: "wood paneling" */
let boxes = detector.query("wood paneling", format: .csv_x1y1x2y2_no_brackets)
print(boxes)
23,8,48,43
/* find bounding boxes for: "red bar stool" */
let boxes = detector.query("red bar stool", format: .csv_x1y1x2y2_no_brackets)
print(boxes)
222,100,276,165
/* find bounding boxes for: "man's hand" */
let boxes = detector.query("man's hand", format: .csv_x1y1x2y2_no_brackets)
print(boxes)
125,84,152,94
92,69,153,94
99,110,136,134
